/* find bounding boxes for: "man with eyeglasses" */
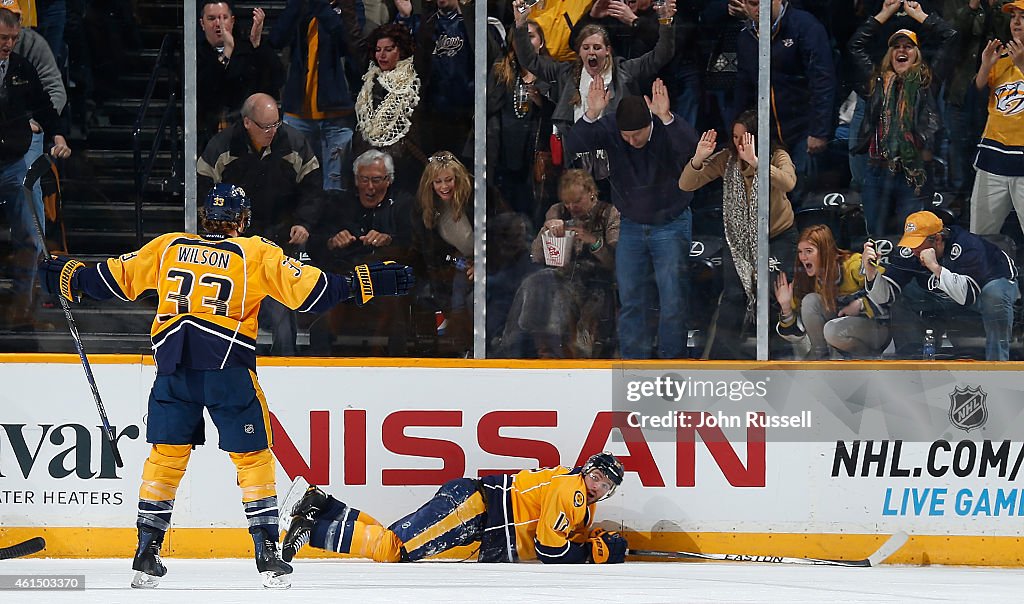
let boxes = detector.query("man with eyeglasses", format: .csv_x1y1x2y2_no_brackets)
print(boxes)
863,211,1020,360
278,452,629,565
306,149,414,354
198,92,325,355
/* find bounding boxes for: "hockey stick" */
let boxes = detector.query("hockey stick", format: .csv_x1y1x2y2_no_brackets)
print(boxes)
0,537,46,560
629,531,908,568
24,154,124,468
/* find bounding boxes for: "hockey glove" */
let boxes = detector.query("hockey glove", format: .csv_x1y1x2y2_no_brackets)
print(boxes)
588,528,627,564
349,261,415,306
39,255,85,302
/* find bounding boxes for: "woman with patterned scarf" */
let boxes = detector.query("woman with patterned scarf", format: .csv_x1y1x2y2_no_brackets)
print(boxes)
848,0,957,237
679,110,797,360
354,24,423,191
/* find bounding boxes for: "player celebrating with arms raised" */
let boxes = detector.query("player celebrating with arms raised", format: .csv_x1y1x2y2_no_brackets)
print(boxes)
37,184,414,589
280,452,628,564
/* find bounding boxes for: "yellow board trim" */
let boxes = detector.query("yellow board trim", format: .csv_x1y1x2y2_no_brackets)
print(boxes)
2,527,1022,566
1,353,1021,371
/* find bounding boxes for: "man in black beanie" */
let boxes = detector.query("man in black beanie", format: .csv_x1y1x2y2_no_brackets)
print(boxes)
566,77,697,359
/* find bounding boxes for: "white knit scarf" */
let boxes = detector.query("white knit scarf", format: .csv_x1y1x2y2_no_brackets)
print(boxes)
356,57,421,147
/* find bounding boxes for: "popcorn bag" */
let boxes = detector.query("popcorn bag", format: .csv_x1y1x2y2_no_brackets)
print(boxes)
542,231,575,267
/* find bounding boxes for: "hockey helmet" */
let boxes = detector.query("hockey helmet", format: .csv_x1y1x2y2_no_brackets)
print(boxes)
203,183,251,229
583,452,624,500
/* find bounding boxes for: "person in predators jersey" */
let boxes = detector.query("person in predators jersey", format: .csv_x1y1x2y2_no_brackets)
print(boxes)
279,452,628,564
37,183,414,589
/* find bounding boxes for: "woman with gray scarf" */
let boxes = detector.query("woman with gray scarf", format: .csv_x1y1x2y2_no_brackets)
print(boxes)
679,110,796,359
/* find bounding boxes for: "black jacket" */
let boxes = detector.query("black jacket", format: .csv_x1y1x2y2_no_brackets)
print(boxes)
0,52,63,163
196,121,324,247
847,14,956,155
197,35,284,145
308,187,414,272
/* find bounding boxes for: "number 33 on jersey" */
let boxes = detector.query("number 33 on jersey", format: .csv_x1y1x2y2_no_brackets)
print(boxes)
91,233,344,374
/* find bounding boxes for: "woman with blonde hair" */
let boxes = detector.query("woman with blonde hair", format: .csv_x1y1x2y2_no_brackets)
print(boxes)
510,0,676,164
848,0,956,236
412,151,474,354
498,169,620,358
773,225,890,359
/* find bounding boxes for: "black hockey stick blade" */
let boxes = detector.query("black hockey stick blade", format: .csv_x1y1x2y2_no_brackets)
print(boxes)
24,154,124,468
629,531,909,568
0,537,46,560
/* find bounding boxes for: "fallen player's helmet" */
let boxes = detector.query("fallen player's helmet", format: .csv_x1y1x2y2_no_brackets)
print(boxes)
583,452,624,498
203,183,251,229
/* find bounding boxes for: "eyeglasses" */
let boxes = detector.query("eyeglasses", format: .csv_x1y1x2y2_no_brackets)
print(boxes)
248,117,282,133
357,175,389,185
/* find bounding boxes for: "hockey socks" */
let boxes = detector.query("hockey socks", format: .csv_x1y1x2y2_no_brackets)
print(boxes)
311,496,403,562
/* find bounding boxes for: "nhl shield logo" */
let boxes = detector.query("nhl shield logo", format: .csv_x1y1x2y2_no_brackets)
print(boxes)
948,386,988,432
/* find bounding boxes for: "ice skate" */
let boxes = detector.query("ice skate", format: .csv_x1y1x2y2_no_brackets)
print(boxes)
130,528,167,589
280,475,312,522
281,482,329,562
253,526,292,589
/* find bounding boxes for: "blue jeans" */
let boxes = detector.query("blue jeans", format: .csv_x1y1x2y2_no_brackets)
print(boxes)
847,95,867,190
861,163,928,237
671,66,700,130
24,131,44,236
1,158,35,298
891,279,1019,361
616,210,692,359
283,115,354,191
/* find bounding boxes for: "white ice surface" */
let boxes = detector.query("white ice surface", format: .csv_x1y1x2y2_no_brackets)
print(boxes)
2,558,1024,603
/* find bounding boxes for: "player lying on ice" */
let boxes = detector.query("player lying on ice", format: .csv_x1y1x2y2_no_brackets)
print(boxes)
280,452,629,564
37,184,414,589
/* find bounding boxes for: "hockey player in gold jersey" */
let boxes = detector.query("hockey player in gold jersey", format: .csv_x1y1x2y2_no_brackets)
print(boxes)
280,452,628,564
38,184,414,589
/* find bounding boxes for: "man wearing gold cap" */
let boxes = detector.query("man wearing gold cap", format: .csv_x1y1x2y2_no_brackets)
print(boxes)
862,211,1019,360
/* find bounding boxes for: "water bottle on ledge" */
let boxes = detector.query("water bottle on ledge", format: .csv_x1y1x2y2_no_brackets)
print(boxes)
922,329,936,361
444,254,469,271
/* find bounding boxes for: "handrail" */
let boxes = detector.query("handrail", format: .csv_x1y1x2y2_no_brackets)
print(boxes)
132,34,181,249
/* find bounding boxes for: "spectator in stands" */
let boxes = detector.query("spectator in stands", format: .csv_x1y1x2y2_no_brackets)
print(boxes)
680,110,797,360
700,0,745,135
571,0,659,63
734,0,835,201
307,149,414,355
197,93,324,356
520,0,594,61
969,2,1024,237
774,225,889,359
7,0,65,276
354,23,423,192
498,169,620,358
411,151,474,356
511,0,676,178
394,0,474,158
864,211,1019,361
487,20,555,226
941,0,1004,197
198,1,283,151
0,5,70,329
566,78,697,359
270,0,363,191
485,206,539,354
848,0,956,236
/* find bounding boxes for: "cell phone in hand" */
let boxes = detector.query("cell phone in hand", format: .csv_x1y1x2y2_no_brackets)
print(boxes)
517,0,541,13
